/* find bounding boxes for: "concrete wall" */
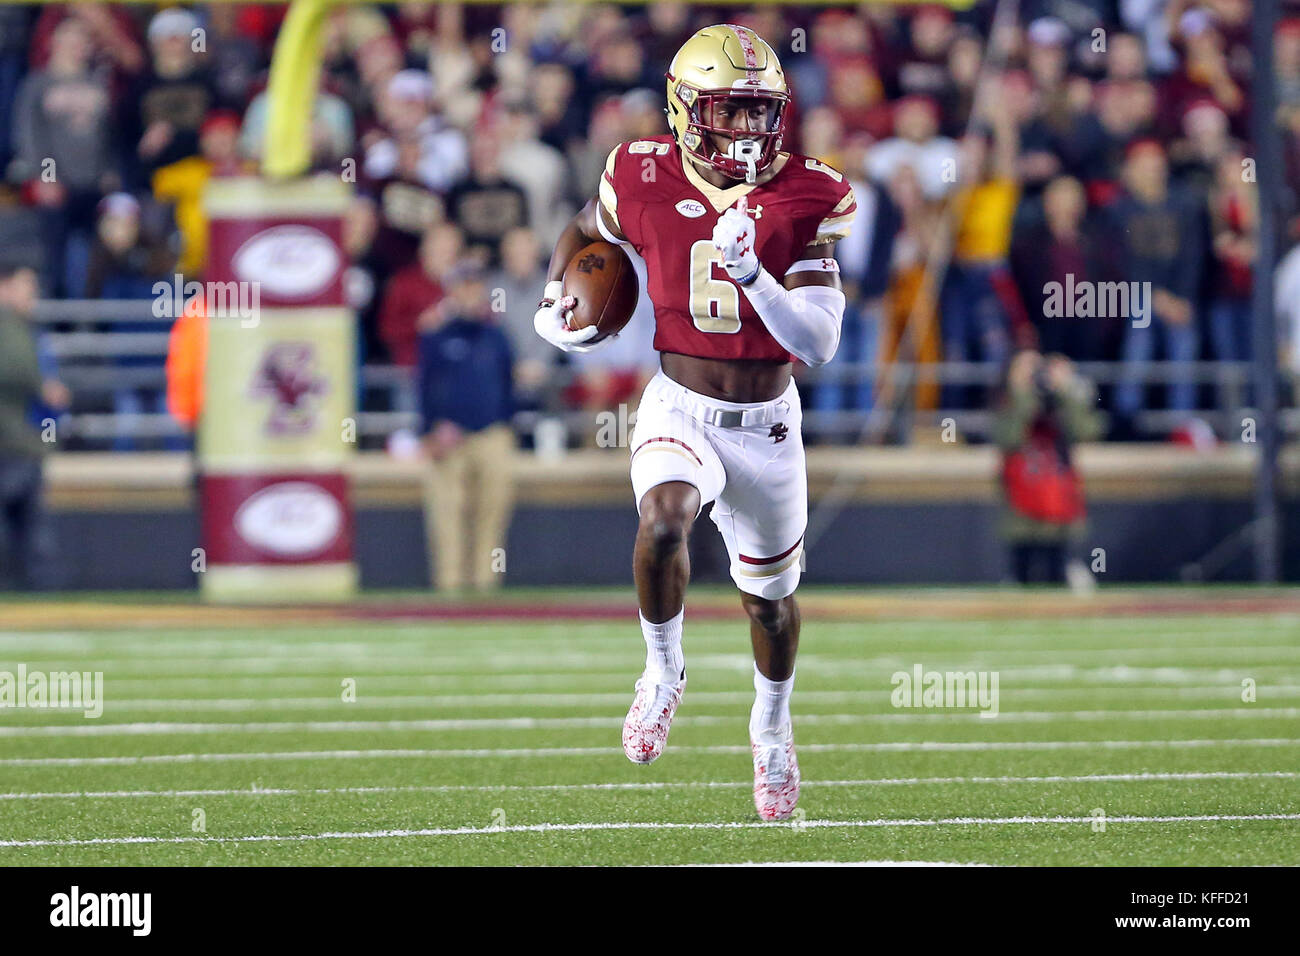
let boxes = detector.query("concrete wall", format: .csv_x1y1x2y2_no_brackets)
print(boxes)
12,447,1298,590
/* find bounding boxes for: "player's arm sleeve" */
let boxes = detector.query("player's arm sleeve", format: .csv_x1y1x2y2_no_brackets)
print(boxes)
739,263,846,368
737,184,856,366
596,145,633,246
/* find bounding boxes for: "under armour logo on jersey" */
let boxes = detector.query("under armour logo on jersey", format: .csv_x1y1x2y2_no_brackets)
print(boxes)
769,423,788,443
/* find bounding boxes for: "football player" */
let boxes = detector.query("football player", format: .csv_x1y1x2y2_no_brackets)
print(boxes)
534,24,855,820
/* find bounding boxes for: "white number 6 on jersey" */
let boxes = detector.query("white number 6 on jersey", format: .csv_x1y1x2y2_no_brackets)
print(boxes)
689,240,741,333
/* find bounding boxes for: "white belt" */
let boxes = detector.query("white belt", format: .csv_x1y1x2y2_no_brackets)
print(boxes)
660,376,791,429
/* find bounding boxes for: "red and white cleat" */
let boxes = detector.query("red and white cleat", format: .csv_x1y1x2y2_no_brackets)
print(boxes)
622,673,685,764
751,728,800,821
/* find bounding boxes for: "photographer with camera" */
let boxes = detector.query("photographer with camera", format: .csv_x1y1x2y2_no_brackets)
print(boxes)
993,350,1104,587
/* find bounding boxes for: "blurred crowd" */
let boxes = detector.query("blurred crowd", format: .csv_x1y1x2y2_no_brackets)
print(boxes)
2,1,1300,449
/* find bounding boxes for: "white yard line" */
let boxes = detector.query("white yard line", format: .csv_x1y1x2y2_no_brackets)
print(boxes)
2,620,1295,650
675,861,992,867
5,646,1300,675
55,685,1300,712
1,770,1295,802
3,738,1299,767
3,813,1298,849
33,665,1296,690
2,708,1297,737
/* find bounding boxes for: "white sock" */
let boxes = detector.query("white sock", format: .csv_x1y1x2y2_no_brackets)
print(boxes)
640,609,684,684
749,664,794,738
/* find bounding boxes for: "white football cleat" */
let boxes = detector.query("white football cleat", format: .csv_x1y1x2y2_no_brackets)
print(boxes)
751,727,800,821
622,673,685,764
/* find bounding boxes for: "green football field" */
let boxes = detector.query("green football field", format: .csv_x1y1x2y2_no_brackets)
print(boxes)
1,589,1297,866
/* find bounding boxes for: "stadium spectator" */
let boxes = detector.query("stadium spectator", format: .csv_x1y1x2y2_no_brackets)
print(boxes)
502,87,602,244
1278,234,1300,378
940,26,984,135
1064,78,1158,205
416,259,515,593
153,109,249,279
994,349,1103,586
446,128,528,265
866,95,957,201
999,68,1066,194
204,2,270,110
11,1,1300,451
940,100,1023,408
336,32,403,132
11,16,117,297
812,138,901,418
486,226,555,410
1169,99,1234,200
0,264,68,589
1010,175,1122,361
356,70,463,290
28,2,145,89
1278,19,1300,113
378,221,462,368
121,7,218,190
11,16,122,193
1105,31,1149,83
0,6,29,173
239,81,356,171
897,4,957,101
786,9,874,113
84,192,177,452
587,25,654,98
84,193,173,299
531,62,586,154
879,163,943,412
1111,138,1204,429
365,69,467,194
1160,9,1248,139
1206,145,1257,404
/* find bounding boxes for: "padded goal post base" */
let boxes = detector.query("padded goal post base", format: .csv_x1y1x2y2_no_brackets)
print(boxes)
198,176,357,603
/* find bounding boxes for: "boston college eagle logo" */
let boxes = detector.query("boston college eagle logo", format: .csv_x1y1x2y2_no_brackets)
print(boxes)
249,342,329,436
576,253,605,274
769,423,788,443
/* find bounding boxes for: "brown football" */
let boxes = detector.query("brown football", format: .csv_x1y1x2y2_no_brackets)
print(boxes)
561,241,639,342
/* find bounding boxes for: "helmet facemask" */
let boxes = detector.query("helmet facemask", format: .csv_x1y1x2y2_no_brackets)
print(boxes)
670,84,788,184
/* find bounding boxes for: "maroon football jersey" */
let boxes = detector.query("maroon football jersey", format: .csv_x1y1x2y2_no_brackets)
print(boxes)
599,135,856,362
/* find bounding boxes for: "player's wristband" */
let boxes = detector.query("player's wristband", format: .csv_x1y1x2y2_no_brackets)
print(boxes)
734,263,762,287
538,280,564,307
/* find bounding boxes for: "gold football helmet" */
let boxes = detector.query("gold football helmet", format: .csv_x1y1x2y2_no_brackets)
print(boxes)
665,24,790,183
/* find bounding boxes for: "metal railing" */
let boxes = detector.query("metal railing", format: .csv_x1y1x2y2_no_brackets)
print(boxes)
29,299,1290,448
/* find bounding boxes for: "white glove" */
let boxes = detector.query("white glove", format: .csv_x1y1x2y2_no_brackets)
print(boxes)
533,280,609,353
711,196,760,285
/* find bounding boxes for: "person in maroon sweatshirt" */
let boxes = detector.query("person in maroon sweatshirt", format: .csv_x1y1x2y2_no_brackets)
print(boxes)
376,222,463,367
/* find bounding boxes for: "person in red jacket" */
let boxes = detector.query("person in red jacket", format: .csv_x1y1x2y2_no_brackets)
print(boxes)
376,222,462,367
